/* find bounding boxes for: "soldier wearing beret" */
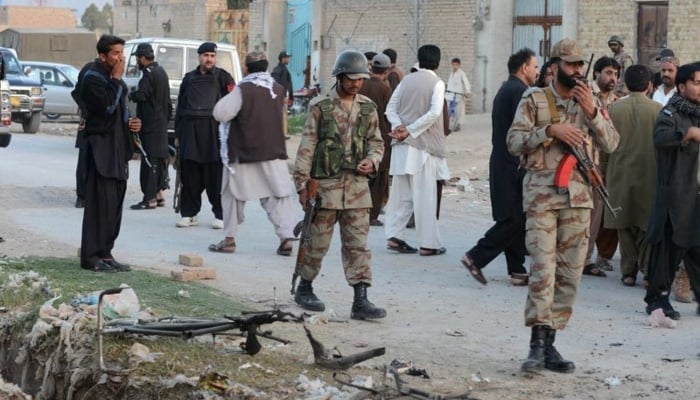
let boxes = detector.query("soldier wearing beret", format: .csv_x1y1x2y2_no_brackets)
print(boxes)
175,41,235,228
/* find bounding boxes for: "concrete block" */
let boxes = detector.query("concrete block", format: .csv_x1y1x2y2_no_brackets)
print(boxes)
183,267,216,280
179,254,203,267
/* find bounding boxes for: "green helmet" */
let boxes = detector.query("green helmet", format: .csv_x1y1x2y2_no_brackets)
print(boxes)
332,50,370,79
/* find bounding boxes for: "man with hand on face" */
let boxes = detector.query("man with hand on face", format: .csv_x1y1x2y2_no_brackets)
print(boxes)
293,50,386,320
507,38,619,374
175,42,234,229
79,34,140,273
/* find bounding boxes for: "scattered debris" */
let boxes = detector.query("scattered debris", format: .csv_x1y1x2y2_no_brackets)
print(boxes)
306,309,349,324
197,367,230,394
661,357,684,363
389,357,413,373
445,329,465,337
350,338,369,348
648,308,677,329
605,376,621,387
609,342,623,347
470,371,490,383
305,326,385,370
128,342,162,365
407,367,430,379
177,289,191,298
160,374,198,389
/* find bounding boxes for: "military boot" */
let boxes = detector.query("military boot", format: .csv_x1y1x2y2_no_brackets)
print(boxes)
543,327,575,373
294,279,325,311
350,283,387,320
521,325,546,373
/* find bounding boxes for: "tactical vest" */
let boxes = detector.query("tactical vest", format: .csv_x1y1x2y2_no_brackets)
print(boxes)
519,87,559,170
182,72,219,117
311,98,375,179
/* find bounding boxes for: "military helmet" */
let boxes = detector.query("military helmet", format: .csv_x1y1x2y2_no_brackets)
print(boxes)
331,50,370,79
607,35,624,47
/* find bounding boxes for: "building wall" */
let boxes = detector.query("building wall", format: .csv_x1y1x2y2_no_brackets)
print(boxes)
666,0,700,65
250,0,477,110
113,0,227,41
0,6,76,31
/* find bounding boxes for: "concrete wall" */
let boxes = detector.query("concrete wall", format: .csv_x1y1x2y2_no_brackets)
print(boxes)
113,0,227,41
248,0,286,64
666,0,700,65
0,6,76,31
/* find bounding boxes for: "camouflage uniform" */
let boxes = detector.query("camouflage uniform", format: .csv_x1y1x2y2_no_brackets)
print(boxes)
507,84,619,329
293,89,384,285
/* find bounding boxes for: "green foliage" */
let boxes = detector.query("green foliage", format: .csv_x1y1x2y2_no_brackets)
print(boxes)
81,2,112,33
287,113,307,135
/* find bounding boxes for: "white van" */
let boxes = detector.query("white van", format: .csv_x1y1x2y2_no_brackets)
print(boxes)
123,37,243,132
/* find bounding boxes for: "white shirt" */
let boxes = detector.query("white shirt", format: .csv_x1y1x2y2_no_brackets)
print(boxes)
446,68,471,101
385,68,450,179
652,85,676,106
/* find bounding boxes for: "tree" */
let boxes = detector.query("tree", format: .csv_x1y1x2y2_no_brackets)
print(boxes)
102,3,114,34
81,3,110,32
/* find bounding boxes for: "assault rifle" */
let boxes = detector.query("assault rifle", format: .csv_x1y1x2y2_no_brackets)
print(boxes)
555,145,620,218
132,133,153,169
291,179,320,295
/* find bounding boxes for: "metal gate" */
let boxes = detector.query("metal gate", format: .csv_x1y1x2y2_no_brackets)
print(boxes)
513,0,562,64
286,0,313,91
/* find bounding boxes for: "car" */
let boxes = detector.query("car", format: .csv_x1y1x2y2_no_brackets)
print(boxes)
0,47,44,133
23,61,80,120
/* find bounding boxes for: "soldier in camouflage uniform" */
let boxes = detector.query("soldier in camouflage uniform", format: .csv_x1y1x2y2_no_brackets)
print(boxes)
507,39,619,373
293,50,387,320
607,35,633,95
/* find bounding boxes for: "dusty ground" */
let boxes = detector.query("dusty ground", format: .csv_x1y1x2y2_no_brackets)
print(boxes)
1,115,699,399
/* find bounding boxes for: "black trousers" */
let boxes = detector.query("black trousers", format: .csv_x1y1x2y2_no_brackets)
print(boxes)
467,213,527,275
139,156,168,202
645,220,700,304
75,145,87,200
80,153,127,268
180,159,222,219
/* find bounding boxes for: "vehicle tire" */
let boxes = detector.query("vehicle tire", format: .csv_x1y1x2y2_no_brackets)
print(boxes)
45,113,60,120
22,112,41,134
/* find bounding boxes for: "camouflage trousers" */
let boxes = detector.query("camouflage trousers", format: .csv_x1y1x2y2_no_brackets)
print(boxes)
300,208,373,286
524,208,590,329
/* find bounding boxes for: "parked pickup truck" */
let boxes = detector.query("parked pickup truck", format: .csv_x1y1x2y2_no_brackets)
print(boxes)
0,47,44,133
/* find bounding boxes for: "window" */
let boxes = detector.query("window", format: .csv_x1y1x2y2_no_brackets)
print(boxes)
158,45,184,80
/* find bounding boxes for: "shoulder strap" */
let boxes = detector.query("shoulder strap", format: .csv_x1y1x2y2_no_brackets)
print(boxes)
543,87,560,124
318,98,334,122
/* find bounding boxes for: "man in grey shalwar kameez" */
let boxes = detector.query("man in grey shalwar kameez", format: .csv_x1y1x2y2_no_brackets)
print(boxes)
211,51,298,255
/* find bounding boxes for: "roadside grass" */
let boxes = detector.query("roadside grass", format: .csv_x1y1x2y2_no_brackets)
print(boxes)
0,257,333,398
287,113,307,135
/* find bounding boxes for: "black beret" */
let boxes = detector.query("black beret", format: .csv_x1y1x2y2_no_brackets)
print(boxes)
198,42,217,55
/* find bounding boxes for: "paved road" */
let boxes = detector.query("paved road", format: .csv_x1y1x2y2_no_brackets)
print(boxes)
2,119,698,399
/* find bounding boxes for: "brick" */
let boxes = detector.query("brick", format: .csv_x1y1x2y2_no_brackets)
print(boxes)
179,254,204,267
171,267,216,282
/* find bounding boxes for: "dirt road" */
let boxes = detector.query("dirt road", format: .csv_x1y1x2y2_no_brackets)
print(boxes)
1,115,698,399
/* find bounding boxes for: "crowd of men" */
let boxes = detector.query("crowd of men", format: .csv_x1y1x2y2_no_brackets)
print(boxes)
72,33,700,375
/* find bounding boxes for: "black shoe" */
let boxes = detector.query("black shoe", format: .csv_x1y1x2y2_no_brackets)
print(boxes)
351,283,386,320
646,297,681,320
294,279,325,311
543,327,575,373
369,219,384,226
103,258,131,272
130,200,156,210
521,326,546,373
75,197,85,208
92,259,118,273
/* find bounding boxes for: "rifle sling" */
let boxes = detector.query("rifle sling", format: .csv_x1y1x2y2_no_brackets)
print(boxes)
543,88,561,124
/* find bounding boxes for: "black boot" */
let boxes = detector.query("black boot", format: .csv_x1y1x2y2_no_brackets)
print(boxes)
294,279,325,311
521,325,546,373
543,327,575,373
350,283,386,320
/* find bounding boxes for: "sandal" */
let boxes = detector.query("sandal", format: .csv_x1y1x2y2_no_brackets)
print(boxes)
387,237,418,254
582,263,607,277
461,254,487,285
277,238,296,256
621,274,636,287
209,238,236,253
156,198,166,207
420,247,446,256
130,200,157,210
511,273,529,286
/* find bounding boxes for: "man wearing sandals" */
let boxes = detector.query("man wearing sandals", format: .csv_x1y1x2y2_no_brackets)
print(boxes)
210,51,298,255
384,44,449,257
605,65,660,288
128,43,171,211
506,39,618,374
292,50,386,319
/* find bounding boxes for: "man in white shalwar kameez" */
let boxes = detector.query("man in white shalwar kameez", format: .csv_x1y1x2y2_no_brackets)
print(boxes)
384,44,450,256
210,51,298,255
